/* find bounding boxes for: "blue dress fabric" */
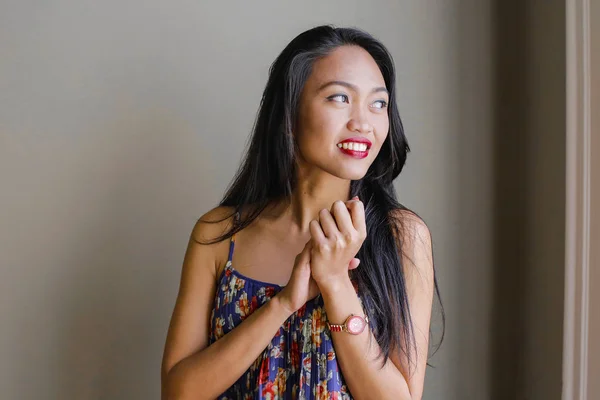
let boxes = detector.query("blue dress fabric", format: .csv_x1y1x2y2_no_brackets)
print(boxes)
209,230,362,399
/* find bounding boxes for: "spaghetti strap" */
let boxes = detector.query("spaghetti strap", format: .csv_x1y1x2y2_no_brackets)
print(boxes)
227,211,240,263
227,234,235,263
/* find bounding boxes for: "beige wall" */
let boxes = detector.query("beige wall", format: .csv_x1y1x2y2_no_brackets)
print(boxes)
0,1,543,399
588,0,600,397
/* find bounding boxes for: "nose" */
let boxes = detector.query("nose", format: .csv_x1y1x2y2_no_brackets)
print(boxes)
346,113,373,134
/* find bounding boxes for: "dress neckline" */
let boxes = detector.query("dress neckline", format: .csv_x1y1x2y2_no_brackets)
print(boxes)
222,261,285,289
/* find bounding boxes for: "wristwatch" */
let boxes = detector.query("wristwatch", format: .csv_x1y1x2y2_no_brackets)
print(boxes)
327,314,369,335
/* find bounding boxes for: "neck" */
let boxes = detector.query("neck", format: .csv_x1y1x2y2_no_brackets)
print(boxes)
270,170,352,234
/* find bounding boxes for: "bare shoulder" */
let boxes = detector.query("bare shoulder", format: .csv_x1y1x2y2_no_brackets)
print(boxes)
192,205,237,243
388,209,434,276
389,209,432,246
189,205,237,274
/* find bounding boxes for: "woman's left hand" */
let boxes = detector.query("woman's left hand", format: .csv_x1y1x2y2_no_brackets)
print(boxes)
309,197,367,291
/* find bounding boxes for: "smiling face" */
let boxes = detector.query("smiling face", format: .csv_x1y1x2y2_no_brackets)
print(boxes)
295,45,390,181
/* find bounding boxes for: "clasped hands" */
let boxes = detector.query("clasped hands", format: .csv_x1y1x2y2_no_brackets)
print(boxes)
279,196,367,314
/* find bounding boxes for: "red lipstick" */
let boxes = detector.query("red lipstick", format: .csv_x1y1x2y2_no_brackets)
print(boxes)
337,137,372,159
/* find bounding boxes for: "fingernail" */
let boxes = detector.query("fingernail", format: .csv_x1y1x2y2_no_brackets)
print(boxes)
353,196,359,200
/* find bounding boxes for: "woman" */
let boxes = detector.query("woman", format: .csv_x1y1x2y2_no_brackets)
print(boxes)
161,25,443,400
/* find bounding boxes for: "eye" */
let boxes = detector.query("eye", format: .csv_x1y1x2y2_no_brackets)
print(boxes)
371,100,388,109
327,94,349,103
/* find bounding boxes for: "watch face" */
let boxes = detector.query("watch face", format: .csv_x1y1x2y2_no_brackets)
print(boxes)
346,315,366,335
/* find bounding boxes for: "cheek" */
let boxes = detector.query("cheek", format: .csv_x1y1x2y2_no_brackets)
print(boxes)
373,118,390,149
298,105,344,149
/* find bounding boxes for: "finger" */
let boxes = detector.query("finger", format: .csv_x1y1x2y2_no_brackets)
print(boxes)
318,208,338,239
344,197,359,206
345,199,367,236
331,200,354,236
295,240,312,267
343,198,360,211
344,196,359,208
309,219,327,243
348,258,361,270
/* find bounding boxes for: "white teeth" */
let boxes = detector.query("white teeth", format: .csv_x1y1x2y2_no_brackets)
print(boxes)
338,142,369,151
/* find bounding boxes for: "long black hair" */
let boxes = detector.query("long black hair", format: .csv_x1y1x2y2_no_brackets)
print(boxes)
200,25,444,372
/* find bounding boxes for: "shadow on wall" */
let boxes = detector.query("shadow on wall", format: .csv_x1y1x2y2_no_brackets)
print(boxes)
490,0,567,398
491,1,529,399
53,107,214,399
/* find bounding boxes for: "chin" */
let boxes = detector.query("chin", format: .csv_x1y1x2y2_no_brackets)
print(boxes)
310,157,372,181
329,166,369,181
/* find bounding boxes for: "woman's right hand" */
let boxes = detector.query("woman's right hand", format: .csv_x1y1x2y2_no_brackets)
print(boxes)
277,240,361,315
277,241,319,314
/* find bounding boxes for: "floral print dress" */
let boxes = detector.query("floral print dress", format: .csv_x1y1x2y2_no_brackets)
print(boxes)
209,233,358,399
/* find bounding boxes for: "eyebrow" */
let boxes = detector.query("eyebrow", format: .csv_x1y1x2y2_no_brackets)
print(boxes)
317,80,389,95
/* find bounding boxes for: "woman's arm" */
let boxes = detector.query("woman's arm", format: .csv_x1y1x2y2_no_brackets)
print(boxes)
161,207,318,400
161,208,291,400
312,204,434,400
